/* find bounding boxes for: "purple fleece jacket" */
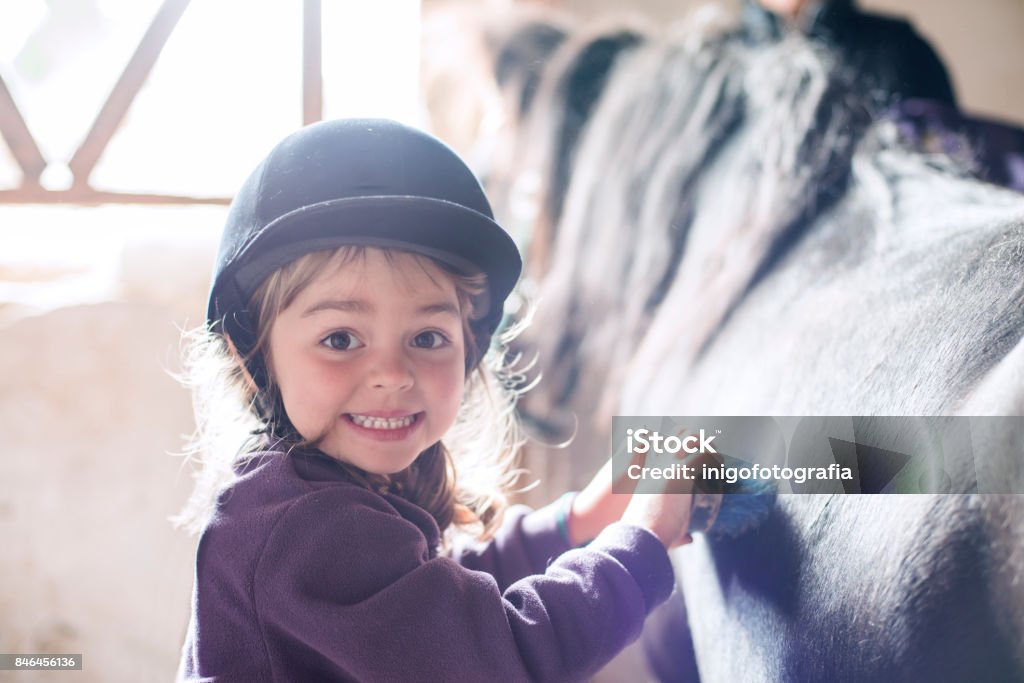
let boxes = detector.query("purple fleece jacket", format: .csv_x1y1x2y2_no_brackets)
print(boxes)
176,449,675,682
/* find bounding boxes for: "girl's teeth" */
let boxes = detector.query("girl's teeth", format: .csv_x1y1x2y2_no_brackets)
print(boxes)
350,414,415,430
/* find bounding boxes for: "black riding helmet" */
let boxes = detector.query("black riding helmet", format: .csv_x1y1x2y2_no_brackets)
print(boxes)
207,118,522,388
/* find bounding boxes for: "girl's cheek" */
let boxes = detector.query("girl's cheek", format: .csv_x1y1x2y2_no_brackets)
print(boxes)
417,362,466,395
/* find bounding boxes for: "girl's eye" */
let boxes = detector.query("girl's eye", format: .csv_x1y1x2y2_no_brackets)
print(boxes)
412,331,449,349
322,331,363,351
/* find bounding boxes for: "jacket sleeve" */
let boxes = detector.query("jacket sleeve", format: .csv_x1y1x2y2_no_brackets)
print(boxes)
448,501,574,590
252,488,674,683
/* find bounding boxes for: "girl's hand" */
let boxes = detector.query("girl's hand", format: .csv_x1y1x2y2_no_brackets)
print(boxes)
565,458,632,546
620,487,693,549
566,428,695,547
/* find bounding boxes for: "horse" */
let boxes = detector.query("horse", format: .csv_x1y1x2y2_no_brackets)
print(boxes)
521,18,1024,681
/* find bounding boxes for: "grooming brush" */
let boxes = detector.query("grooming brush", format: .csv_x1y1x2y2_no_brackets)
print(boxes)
685,452,777,538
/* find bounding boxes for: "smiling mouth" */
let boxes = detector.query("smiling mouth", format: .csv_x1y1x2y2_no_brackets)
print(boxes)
346,413,421,430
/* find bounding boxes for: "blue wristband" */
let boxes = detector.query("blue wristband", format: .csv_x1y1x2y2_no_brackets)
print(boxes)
554,492,577,546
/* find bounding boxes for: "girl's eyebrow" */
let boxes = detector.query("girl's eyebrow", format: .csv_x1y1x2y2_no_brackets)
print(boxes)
302,299,460,318
302,299,371,317
417,302,461,318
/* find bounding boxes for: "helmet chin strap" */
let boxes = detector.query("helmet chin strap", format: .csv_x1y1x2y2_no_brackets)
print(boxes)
254,390,302,442
222,329,265,389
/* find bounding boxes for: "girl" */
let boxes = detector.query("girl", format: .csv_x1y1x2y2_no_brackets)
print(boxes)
175,118,691,682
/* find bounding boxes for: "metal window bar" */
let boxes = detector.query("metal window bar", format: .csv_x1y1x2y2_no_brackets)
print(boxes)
0,0,323,206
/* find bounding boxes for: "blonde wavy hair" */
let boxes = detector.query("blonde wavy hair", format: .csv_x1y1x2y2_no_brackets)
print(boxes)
172,246,529,542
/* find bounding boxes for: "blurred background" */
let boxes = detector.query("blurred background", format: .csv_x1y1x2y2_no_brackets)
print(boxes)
0,0,1021,680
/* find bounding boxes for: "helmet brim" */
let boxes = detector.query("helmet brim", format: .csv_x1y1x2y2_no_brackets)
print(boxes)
208,194,522,354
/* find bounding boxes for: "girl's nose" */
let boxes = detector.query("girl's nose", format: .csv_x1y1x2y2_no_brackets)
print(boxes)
367,348,414,391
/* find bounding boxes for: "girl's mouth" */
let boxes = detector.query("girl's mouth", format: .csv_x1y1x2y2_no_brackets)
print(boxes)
345,412,421,431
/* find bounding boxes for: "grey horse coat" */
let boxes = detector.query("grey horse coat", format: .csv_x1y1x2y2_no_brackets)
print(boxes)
525,24,1024,682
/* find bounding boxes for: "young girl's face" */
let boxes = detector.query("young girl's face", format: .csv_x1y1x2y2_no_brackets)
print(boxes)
266,249,468,474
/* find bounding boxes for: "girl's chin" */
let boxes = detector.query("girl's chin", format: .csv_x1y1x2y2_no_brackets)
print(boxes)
318,443,437,477
357,461,418,476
